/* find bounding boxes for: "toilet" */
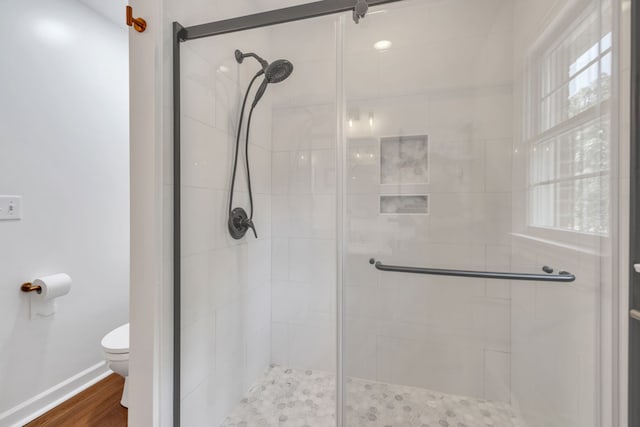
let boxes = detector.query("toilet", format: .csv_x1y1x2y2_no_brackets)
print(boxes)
101,323,129,407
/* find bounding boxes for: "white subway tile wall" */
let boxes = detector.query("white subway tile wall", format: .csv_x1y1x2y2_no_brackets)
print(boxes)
178,28,274,425
269,15,339,375
343,0,514,404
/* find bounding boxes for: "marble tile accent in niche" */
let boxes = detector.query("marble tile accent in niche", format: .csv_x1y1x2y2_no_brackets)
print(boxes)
380,135,429,184
380,195,429,214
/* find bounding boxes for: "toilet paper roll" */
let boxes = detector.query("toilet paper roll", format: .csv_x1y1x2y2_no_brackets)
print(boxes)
33,273,72,300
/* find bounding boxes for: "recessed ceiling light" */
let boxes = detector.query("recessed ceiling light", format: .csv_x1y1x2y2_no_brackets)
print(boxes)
374,40,392,51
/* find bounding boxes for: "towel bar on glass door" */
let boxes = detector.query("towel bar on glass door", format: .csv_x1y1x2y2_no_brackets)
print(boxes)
369,259,576,282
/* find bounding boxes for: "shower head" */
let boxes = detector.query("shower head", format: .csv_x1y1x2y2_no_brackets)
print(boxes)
235,49,294,108
235,49,294,84
265,59,294,83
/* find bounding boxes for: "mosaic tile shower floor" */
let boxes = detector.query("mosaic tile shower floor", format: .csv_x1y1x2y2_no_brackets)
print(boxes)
221,366,526,427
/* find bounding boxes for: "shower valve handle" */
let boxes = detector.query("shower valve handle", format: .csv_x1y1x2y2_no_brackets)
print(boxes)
229,207,258,239
242,217,258,239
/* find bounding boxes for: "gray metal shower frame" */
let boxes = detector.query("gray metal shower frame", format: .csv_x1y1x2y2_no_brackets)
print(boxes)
172,1,404,425
629,0,640,425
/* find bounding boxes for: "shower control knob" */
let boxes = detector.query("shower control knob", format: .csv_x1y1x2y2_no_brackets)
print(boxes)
242,217,258,239
228,207,258,239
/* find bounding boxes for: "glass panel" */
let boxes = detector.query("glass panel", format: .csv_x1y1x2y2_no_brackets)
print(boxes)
179,15,338,426
529,117,609,233
342,1,613,427
175,0,618,425
538,4,611,133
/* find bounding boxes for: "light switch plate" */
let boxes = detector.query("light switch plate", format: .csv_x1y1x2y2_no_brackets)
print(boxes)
0,196,22,220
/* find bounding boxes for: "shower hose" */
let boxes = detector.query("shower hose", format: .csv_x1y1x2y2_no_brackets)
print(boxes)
228,70,264,238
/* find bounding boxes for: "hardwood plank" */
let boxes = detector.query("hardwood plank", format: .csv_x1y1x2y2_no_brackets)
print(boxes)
25,374,127,427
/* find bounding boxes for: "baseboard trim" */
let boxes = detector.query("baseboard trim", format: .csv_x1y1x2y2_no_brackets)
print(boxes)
0,361,111,427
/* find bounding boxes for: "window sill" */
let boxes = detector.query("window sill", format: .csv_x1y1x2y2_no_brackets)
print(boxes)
511,231,605,256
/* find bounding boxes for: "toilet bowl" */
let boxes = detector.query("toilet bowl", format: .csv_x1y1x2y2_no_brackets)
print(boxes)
101,323,129,407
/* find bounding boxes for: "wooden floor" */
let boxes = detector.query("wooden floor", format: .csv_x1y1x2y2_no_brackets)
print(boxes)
25,374,127,427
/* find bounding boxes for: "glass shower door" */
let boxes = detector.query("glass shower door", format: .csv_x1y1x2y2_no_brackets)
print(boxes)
178,14,339,427
341,0,613,426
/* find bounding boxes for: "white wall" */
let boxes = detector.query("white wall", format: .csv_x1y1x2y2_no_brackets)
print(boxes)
127,0,166,423
0,0,129,424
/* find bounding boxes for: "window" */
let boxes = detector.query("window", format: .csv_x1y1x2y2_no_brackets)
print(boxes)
527,2,611,236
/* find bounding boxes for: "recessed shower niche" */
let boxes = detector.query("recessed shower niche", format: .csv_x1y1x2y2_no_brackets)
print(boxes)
379,195,429,214
380,135,429,185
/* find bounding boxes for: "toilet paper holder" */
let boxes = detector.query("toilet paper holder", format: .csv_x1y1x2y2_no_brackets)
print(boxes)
20,282,42,294
21,274,72,318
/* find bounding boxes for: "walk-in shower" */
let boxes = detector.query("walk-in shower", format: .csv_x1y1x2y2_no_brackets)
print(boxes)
173,0,625,425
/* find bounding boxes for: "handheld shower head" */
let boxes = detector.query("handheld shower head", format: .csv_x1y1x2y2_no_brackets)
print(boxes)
265,59,294,83
251,59,294,107
235,50,294,85
234,52,293,107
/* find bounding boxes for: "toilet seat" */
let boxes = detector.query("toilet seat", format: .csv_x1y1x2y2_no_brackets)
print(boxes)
101,323,129,354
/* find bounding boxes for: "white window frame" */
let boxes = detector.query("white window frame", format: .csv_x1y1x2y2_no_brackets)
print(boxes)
524,0,612,248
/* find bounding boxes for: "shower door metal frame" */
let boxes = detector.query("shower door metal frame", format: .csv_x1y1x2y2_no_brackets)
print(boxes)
629,0,640,425
172,1,405,425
